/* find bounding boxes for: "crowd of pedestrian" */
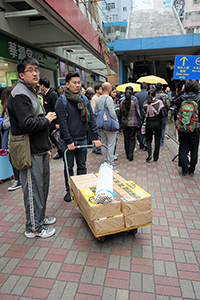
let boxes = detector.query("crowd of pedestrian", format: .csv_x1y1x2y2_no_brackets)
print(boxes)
0,56,199,239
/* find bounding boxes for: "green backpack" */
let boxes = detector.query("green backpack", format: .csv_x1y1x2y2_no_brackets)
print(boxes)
176,100,199,132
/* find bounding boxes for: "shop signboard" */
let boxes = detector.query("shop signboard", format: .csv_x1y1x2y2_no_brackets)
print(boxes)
0,33,57,71
58,77,66,87
174,55,200,80
6,72,18,87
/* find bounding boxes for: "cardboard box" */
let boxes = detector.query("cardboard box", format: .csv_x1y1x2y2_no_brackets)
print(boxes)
79,188,121,221
90,214,124,235
70,174,97,204
113,181,152,216
124,210,152,228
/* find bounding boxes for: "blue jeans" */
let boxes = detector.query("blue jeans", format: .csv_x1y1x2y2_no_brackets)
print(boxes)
60,138,87,191
160,117,167,146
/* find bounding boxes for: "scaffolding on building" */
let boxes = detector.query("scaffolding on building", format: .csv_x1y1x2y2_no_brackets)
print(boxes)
75,0,119,76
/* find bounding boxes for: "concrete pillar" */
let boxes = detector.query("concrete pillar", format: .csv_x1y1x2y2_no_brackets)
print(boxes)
119,55,123,84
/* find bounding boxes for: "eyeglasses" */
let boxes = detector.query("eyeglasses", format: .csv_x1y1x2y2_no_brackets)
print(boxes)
24,69,41,74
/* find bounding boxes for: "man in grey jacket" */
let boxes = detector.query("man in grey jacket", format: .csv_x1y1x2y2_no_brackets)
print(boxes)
95,82,119,166
8,57,57,239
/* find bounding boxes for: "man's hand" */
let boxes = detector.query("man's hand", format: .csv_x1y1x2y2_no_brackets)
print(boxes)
48,151,52,162
68,142,75,150
46,112,57,122
92,140,102,148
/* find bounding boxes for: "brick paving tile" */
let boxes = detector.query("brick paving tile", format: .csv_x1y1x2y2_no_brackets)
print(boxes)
61,264,83,273
131,257,153,266
0,123,200,299
178,270,200,281
155,285,181,297
107,269,129,280
23,286,50,299
77,283,103,296
129,291,155,300
12,266,36,276
0,296,19,300
173,243,193,251
0,275,9,283
75,294,101,300
104,278,129,289
33,241,54,249
29,278,54,289
131,264,154,274
57,272,81,282
155,275,179,286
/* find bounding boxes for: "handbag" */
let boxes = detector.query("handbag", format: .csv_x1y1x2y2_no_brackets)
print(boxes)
9,100,40,170
9,133,32,170
95,98,119,131
141,117,146,135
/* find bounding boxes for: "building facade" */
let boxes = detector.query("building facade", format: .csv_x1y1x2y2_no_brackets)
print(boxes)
102,0,132,51
183,0,200,33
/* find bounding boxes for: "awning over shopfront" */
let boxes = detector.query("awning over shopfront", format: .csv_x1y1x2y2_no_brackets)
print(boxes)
1,0,117,78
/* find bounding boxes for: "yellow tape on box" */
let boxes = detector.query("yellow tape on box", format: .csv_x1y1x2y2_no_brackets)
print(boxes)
79,187,121,221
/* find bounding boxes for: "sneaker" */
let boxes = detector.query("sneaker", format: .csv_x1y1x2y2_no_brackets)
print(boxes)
8,180,22,191
53,153,62,160
112,162,120,167
146,156,152,163
178,170,188,177
25,227,56,239
43,216,56,225
25,231,37,239
113,155,118,160
64,191,72,202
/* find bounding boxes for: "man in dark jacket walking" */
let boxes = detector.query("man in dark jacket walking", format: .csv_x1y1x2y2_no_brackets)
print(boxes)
175,80,200,177
39,77,61,159
135,82,148,149
55,72,101,202
7,57,57,238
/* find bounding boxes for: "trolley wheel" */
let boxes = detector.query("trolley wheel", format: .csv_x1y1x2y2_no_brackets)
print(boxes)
97,236,106,243
129,228,138,235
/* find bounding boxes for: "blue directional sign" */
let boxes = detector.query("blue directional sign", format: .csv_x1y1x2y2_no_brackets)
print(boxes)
174,55,200,80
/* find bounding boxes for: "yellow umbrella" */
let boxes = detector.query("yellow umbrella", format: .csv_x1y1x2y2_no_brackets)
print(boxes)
136,75,168,85
116,82,141,93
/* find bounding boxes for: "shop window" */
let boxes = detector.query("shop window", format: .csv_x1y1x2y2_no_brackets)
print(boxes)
187,27,194,34
106,3,115,10
112,14,118,21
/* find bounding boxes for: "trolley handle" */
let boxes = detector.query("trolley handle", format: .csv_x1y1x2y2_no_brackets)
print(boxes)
63,144,110,200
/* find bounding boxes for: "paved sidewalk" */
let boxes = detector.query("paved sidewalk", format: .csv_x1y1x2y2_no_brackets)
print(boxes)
0,121,200,300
